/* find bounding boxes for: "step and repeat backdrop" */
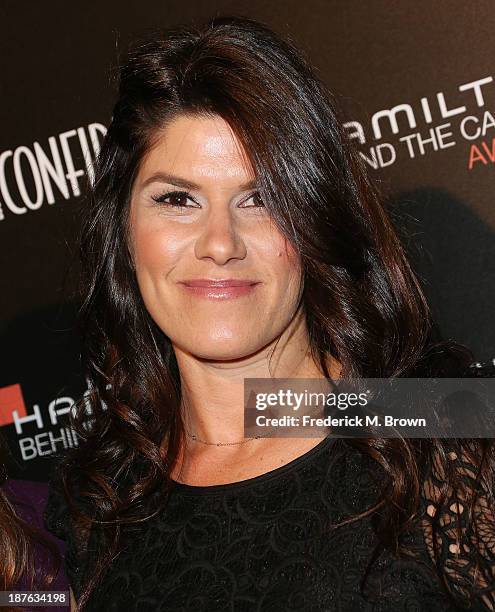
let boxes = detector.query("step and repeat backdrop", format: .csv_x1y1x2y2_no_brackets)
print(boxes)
1,1,494,481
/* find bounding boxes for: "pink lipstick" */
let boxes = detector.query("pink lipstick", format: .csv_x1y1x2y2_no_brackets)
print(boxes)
178,278,260,300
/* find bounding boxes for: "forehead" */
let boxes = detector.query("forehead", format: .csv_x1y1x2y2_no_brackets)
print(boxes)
137,113,255,183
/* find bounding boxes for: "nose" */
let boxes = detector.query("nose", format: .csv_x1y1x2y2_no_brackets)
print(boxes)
194,205,247,265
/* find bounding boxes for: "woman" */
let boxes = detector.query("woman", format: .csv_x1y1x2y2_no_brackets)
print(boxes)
44,15,495,611
0,436,68,611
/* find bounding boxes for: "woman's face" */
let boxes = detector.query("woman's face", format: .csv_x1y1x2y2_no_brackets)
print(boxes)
129,113,303,361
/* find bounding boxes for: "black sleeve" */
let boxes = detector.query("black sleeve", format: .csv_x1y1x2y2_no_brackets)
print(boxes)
420,441,495,611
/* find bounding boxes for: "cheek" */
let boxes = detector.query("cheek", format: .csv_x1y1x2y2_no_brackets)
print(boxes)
273,234,301,274
131,226,183,329
132,222,182,276
265,237,302,296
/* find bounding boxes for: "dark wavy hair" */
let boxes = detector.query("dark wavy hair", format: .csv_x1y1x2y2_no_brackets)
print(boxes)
0,437,61,612
60,15,494,609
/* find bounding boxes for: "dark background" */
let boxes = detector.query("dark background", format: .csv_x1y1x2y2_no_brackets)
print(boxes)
1,1,493,480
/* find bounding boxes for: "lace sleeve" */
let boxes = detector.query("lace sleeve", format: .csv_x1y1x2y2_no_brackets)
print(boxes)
421,439,495,611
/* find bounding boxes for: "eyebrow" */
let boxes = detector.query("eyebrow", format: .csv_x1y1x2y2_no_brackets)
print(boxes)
139,172,258,192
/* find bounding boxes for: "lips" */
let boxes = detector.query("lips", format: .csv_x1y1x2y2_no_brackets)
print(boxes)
181,279,259,287
178,279,260,300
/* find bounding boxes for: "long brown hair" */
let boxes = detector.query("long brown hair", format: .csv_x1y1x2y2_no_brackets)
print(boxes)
0,437,61,610
61,15,494,608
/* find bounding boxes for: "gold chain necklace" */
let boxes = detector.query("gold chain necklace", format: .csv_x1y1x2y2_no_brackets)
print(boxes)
185,430,262,447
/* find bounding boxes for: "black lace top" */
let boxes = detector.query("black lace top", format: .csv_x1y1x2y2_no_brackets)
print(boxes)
44,425,495,611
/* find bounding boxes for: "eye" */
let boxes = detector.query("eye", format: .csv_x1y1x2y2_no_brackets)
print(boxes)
151,190,196,208
239,192,265,208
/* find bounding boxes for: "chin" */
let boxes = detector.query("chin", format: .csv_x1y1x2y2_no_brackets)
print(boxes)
181,337,264,362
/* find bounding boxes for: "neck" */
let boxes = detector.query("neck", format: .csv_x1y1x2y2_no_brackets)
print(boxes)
173,308,340,446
